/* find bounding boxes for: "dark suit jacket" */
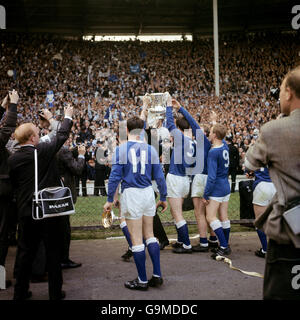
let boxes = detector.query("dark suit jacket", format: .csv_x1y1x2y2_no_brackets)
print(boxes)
57,146,85,204
8,118,73,218
0,103,17,197
228,143,240,169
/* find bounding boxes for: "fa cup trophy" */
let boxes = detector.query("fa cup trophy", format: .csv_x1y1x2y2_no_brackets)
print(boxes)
143,92,170,128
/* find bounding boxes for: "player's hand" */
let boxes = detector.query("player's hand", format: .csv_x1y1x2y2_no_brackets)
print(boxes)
113,199,120,209
156,200,168,213
201,198,209,206
9,89,19,104
171,99,181,111
103,202,113,213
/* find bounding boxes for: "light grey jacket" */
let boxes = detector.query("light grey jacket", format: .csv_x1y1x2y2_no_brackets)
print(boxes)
245,108,300,248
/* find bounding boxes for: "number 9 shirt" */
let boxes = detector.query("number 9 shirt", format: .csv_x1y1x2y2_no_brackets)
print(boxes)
203,143,231,201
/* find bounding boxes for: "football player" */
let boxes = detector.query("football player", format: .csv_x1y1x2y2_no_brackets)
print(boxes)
103,116,167,290
202,124,232,258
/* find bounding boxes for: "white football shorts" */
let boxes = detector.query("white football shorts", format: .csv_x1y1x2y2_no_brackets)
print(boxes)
166,173,190,199
120,186,156,220
252,181,276,206
209,194,231,203
191,174,208,198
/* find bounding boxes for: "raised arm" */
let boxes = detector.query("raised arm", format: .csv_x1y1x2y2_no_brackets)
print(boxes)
0,91,19,150
165,106,176,132
172,98,200,138
37,105,73,157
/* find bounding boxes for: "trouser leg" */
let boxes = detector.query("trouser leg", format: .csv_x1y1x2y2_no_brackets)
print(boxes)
14,217,41,300
0,199,10,266
43,218,64,300
61,216,71,262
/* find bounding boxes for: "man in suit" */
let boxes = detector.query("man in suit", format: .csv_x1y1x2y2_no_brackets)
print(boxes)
226,137,240,193
8,105,73,300
57,142,86,269
245,66,300,300
75,139,89,197
0,90,19,289
94,140,108,196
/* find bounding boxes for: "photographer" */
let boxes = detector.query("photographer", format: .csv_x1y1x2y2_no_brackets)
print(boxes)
0,90,19,289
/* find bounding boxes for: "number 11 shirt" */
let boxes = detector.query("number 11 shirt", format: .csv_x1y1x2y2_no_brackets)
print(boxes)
107,140,167,203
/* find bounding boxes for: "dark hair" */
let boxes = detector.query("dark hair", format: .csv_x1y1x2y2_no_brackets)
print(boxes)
285,66,300,99
176,116,190,131
127,116,144,133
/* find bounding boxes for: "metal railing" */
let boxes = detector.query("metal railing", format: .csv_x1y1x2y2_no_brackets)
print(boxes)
71,176,254,230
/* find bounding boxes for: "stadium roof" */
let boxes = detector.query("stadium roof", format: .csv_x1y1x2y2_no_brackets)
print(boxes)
1,0,297,36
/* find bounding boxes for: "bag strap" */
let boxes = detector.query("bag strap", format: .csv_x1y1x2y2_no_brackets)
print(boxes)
34,149,39,218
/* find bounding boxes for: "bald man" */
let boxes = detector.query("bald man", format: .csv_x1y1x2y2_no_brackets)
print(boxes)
245,66,300,300
8,106,73,301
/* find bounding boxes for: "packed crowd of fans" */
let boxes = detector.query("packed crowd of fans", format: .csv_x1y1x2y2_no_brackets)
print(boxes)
1,31,299,170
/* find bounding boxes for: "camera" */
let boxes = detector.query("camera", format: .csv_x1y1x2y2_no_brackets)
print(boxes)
39,111,46,120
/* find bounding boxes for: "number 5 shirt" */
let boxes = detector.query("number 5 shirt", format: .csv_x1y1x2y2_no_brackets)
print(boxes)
165,106,196,177
107,140,167,203
203,143,230,200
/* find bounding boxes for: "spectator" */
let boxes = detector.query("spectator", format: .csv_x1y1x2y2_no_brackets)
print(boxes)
8,105,73,300
57,142,86,269
0,90,19,289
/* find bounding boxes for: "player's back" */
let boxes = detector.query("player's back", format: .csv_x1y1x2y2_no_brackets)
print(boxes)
204,143,230,198
211,143,230,180
116,140,159,192
169,133,195,176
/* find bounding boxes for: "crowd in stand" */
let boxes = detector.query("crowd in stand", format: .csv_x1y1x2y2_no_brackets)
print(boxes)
1,31,299,172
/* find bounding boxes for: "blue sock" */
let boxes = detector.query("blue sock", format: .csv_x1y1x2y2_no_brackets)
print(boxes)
176,220,191,248
209,235,218,242
256,228,267,252
221,220,231,244
210,220,228,249
146,238,161,277
120,221,132,249
200,237,208,247
132,244,147,282
175,224,183,243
